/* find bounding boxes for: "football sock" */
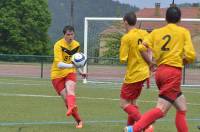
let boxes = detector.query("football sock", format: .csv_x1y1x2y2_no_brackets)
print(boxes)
175,111,188,132
124,104,141,125
72,110,81,123
127,115,135,126
65,95,81,121
66,95,76,109
133,108,164,132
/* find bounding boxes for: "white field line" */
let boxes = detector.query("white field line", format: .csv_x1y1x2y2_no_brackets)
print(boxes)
0,93,199,106
0,78,200,88
0,82,43,86
0,118,200,126
87,80,200,88
0,78,49,83
0,81,200,94
0,78,200,86
0,120,123,126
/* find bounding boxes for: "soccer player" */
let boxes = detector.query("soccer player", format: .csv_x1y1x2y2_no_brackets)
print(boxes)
119,11,152,130
124,6,196,132
51,25,86,129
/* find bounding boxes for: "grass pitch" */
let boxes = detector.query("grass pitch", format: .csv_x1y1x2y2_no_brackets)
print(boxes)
0,77,199,132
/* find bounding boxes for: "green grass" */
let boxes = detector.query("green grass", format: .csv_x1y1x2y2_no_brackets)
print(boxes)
0,77,199,132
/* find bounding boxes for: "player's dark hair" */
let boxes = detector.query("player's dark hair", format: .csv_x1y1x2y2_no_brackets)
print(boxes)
63,25,75,34
166,6,181,23
146,28,153,33
123,11,137,26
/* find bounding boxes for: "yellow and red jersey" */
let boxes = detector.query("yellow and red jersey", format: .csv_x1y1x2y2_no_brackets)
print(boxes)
119,28,150,83
51,38,80,79
140,24,196,68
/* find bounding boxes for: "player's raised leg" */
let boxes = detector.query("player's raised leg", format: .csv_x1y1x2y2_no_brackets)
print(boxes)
120,83,144,125
65,79,78,115
124,97,169,132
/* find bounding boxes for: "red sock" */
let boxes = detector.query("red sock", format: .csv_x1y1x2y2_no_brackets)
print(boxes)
134,108,164,132
66,95,76,109
127,115,135,126
176,111,188,132
65,95,81,122
124,105,141,125
72,111,81,123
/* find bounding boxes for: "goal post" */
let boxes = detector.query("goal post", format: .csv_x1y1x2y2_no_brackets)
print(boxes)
83,17,200,86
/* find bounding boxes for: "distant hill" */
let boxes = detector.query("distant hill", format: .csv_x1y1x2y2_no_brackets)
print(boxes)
48,0,138,49
177,2,200,7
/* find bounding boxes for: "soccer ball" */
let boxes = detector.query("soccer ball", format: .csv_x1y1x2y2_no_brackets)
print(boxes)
71,52,87,68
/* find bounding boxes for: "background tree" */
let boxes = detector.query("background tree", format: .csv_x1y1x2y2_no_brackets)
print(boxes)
0,0,51,55
102,32,123,58
48,0,138,45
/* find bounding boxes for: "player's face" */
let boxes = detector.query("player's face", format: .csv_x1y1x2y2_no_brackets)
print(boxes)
64,30,75,43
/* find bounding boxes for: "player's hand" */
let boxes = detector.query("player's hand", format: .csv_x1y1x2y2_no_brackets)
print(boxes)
150,62,157,72
146,78,150,89
183,58,188,65
183,55,189,65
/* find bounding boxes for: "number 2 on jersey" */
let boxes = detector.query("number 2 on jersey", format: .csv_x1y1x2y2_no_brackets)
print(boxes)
161,35,171,51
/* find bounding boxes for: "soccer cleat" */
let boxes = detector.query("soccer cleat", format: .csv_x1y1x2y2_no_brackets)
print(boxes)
66,105,78,116
124,126,133,132
76,121,83,129
144,125,154,132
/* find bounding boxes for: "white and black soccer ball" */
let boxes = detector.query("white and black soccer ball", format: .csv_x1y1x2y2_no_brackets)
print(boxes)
71,52,87,68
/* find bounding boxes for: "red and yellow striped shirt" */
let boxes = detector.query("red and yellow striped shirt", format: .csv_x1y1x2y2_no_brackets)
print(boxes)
51,38,80,79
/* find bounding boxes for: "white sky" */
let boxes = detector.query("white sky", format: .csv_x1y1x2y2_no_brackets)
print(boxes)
113,0,200,8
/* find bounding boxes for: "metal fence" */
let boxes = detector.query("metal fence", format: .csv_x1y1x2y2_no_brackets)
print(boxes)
0,54,199,86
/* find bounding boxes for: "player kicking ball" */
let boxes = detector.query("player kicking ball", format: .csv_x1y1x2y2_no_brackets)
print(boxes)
51,25,86,129
124,6,196,132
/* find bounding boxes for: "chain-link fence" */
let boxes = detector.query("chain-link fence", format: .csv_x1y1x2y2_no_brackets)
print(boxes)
0,54,199,86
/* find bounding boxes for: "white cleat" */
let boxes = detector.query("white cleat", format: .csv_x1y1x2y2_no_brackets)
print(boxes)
124,126,133,132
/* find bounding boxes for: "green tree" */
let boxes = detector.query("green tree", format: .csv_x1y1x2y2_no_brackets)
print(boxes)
102,32,123,58
0,0,51,55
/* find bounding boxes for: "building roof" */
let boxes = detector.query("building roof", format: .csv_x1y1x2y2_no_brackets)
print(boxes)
136,7,200,18
136,6,200,36
99,6,200,60
136,6,200,60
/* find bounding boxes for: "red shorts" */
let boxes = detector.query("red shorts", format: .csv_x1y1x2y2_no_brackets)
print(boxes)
51,73,77,95
120,80,145,100
155,65,182,103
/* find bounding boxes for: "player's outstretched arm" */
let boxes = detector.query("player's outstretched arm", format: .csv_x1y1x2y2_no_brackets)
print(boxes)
57,61,75,68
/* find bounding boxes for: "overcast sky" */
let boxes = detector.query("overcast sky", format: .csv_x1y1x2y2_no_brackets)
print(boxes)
113,0,200,8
